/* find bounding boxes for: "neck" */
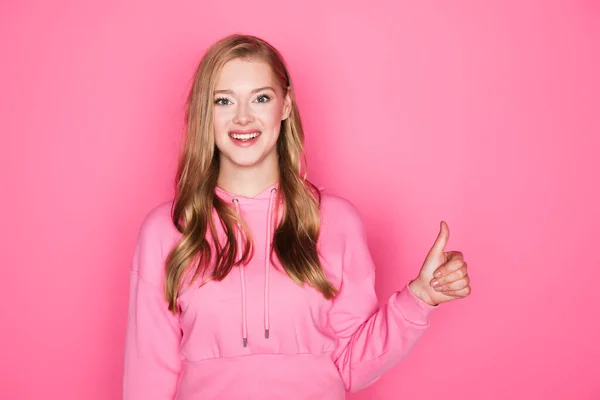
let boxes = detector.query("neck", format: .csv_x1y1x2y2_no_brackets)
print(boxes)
217,159,279,198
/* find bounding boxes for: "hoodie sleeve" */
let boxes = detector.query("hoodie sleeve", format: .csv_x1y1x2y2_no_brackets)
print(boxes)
328,203,437,392
123,213,183,400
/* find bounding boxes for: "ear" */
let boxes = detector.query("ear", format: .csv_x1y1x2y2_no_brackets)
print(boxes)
281,86,292,121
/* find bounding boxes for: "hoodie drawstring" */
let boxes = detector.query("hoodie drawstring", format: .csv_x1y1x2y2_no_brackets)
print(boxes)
232,187,277,347
232,198,248,347
264,187,276,339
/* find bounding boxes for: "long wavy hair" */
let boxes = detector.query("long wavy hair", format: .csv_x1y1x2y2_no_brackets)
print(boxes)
165,34,338,312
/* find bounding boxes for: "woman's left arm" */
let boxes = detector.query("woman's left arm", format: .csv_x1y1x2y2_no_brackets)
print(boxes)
328,205,470,393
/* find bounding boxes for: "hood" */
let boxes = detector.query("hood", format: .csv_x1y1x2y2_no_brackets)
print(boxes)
215,182,280,204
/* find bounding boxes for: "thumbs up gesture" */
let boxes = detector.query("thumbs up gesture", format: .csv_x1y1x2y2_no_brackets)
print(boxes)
408,221,471,306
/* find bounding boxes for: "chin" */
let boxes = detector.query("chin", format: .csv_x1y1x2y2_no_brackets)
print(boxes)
216,134,279,170
229,157,265,168
221,150,271,169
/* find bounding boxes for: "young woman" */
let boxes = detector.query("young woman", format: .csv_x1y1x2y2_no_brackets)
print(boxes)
122,34,471,400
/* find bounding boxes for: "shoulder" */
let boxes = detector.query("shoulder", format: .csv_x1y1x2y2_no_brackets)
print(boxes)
319,191,365,229
318,191,367,240
131,200,181,284
137,200,176,239
316,191,375,286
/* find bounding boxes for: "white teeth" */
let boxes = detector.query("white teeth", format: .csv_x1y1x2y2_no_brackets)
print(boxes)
230,132,260,140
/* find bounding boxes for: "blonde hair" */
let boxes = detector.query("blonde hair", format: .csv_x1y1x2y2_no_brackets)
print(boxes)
165,34,337,312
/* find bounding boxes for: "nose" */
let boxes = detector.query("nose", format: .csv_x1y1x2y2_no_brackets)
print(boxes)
233,103,254,125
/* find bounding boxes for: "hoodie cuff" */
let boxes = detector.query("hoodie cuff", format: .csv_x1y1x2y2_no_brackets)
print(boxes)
390,283,437,325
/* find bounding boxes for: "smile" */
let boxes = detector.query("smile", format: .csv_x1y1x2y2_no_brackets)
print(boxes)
229,131,261,141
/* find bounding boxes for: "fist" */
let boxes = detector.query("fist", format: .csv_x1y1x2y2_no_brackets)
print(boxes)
409,221,471,306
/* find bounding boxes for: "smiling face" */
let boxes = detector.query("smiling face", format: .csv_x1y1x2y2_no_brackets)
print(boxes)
213,58,292,175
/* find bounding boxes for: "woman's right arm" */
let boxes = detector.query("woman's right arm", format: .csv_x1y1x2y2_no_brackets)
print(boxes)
123,214,183,400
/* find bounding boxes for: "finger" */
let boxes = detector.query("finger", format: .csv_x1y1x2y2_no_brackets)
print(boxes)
444,251,463,262
433,259,466,279
432,266,467,287
442,286,472,298
435,275,470,292
427,221,449,259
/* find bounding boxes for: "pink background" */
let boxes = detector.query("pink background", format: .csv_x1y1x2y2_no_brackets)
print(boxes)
1,1,599,399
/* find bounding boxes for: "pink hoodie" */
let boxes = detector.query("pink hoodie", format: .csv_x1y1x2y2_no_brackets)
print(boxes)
122,184,436,399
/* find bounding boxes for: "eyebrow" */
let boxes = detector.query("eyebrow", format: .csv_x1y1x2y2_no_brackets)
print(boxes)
214,86,276,95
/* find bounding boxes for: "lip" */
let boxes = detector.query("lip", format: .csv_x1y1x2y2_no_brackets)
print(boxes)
228,129,262,148
228,129,261,135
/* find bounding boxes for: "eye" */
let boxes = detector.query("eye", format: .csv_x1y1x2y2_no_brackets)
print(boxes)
214,97,232,106
255,94,271,103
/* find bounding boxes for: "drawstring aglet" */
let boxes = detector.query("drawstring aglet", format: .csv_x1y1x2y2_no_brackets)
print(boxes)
265,329,269,339
243,337,247,347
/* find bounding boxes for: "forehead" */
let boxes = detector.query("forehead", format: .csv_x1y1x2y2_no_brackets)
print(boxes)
216,58,277,90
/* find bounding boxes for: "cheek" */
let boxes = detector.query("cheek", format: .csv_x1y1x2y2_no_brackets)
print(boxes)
212,111,231,150
213,111,235,148
213,109,231,132
256,104,283,129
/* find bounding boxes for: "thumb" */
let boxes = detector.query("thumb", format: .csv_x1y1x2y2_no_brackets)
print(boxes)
426,221,449,261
